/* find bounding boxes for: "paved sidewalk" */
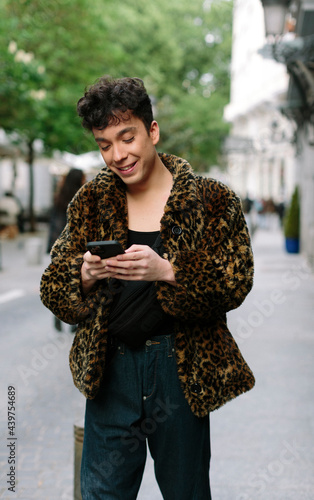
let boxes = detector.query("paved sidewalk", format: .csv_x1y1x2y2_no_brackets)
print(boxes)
209,228,314,500
0,226,313,499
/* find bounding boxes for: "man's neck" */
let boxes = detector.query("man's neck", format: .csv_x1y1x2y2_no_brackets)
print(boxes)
126,155,172,198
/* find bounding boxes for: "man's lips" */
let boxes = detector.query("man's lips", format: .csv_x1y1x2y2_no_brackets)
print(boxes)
117,161,137,173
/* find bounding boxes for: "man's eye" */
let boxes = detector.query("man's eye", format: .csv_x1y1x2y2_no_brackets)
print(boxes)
124,136,135,143
101,145,110,151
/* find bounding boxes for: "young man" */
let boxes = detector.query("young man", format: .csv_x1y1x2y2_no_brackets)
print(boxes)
40,76,255,499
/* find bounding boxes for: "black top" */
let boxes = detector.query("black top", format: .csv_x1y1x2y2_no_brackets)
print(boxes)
107,230,174,347
128,229,160,247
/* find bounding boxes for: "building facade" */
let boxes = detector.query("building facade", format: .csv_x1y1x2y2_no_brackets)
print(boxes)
224,0,314,267
224,0,296,206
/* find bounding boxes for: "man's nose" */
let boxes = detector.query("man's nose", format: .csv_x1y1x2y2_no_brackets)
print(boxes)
112,144,127,163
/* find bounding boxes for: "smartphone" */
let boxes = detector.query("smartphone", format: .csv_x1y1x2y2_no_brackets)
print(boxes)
86,240,124,259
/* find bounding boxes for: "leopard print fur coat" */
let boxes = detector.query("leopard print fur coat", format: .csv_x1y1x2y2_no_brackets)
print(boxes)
40,153,255,417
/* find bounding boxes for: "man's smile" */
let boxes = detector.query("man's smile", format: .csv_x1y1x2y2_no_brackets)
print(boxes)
116,161,138,173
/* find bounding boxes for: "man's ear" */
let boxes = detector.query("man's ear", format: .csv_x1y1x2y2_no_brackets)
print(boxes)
150,120,160,145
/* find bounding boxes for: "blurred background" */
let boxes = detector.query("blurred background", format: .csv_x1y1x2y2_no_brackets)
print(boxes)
0,0,313,499
1,0,313,265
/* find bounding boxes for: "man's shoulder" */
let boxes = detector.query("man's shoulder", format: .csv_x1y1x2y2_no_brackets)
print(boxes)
77,167,118,197
92,166,115,185
195,176,241,215
160,152,237,196
199,176,235,194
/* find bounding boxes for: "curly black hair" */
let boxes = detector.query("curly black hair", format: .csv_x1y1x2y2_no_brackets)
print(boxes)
77,76,153,134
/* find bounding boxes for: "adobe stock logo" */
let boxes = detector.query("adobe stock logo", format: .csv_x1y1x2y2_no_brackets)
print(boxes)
234,262,311,344
17,333,69,386
89,397,179,481
236,439,307,499
121,397,180,453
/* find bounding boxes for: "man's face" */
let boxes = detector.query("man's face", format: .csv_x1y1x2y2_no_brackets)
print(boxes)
92,113,159,188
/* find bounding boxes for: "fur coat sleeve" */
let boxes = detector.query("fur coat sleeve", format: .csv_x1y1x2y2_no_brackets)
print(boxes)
40,181,112,325
156,177,254,321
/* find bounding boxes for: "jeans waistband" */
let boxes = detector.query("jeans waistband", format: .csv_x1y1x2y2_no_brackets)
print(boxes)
107,333,175,356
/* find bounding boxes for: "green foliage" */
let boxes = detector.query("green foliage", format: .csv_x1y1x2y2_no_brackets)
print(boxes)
284,186,300,239
157,91,229,169
0,0,233,167
0,0,111,153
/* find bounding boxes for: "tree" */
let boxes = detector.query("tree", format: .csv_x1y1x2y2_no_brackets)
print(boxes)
101,0,233,168
284,186,300,240
0,0,233,229
155,0,233,168
0,0,117,229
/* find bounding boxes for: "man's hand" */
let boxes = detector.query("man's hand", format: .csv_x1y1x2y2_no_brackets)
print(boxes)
81,244,176,295
105,245,176,284
81,251,122,295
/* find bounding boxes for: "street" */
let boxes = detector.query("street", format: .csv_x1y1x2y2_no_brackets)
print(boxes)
0,231,85,499
0,225,314,499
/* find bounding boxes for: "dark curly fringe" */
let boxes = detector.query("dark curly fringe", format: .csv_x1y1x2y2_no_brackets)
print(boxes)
77,76,153,133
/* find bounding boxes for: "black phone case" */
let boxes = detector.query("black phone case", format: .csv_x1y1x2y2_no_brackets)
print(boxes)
86,241,124,259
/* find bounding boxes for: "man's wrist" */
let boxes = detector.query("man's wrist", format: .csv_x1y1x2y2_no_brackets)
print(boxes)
81,264,97,295
161,259,177,286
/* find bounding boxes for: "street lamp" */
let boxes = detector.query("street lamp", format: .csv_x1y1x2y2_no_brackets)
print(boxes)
260,0,291,36
259,0,314,139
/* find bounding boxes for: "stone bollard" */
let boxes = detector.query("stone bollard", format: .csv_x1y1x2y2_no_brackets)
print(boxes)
25,237,43,265
74,424,84,500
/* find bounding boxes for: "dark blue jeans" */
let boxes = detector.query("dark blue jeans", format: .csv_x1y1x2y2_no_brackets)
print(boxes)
81,334,211,500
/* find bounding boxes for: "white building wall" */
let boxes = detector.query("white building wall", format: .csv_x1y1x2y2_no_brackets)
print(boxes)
224,0,296,204
299,132,314,267
0,156,53,215
226,0,288,120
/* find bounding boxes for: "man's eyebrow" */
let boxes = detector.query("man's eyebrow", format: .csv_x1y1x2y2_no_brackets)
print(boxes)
94,126,137,143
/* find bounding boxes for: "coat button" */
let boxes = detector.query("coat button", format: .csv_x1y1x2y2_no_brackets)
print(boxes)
191,383,202,394
172,226,182,236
